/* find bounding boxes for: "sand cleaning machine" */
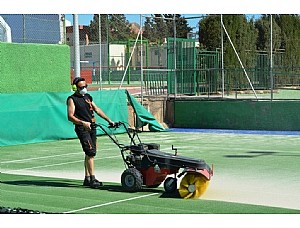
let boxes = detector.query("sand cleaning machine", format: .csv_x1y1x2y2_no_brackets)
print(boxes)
96,122,213,199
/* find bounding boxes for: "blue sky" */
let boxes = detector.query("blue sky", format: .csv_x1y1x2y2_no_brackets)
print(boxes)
65,14,148,26
64,14,228,32
65,14,261,32
65,14,202,28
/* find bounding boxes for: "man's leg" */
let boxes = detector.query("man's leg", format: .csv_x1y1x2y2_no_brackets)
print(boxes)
76,125,102,188
85,155,94,177
84,155,103,187
84,155,102,188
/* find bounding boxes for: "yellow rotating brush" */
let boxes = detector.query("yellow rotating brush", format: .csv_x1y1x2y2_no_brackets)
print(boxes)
179,173,209,199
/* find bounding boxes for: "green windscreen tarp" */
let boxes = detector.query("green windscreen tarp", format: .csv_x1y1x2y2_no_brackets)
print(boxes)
0,90,128,146
0,89,164,146
126,90,165,132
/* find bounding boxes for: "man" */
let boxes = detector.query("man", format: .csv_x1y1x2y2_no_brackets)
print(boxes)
67,77,114,189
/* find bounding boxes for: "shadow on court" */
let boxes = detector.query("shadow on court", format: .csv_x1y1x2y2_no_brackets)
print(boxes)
225,150,300,158
160,190,181,198
1,179,81,188
224,151,300,158
1,179,179,197
102,185,181,198
224,151,277,158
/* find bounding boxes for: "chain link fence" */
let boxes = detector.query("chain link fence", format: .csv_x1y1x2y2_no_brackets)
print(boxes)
0,14,64,44
1,14,300,99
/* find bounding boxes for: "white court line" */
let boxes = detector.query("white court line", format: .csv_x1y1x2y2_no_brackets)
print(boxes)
63,193,159,214
2,155,119,174
0,152,80,164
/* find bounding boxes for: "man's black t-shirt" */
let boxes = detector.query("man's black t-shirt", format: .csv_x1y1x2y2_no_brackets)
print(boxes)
67,93,95,124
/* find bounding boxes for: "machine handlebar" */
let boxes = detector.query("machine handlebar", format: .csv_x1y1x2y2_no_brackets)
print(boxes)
108,121,122,129
95,121,142,149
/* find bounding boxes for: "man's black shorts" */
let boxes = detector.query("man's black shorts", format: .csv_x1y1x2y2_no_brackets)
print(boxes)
75,124,97,157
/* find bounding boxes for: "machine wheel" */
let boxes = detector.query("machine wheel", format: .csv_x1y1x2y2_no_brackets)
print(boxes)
164,177,177,193
179,173,209,199
121,168,143,192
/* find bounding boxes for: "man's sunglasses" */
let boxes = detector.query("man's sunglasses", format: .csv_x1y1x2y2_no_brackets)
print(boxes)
78,85,88,90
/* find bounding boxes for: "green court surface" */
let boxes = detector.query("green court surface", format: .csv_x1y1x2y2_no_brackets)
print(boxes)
1,130,300,214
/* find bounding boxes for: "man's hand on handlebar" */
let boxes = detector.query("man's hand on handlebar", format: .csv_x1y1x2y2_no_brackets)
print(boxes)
108,121,121,128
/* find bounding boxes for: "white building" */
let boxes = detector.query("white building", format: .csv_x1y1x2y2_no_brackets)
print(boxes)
0,16,12,42
70,43,126,71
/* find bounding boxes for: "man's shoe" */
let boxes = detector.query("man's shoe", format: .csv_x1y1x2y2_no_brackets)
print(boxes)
83,178,90,187
90,179,103,189
92,178,103,187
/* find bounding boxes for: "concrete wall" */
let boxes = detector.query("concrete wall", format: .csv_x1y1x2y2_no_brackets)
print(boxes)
171,99,300,131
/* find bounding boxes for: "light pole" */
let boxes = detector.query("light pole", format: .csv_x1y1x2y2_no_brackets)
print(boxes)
73,14,80,78
99,14,102,89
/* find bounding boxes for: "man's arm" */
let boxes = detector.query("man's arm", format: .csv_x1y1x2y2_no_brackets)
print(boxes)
67,98,91,130
91,101,114,125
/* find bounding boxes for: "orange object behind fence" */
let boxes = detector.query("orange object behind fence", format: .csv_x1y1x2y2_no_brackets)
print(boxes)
70,70,92,84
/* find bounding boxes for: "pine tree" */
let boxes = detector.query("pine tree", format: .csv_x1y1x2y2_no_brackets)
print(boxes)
198,14,221,50
255,15,281,52
109,14,131,42
199,14,257,68
88,14,109,43
88,14,131,43
275,14,300,67
143,14,192,44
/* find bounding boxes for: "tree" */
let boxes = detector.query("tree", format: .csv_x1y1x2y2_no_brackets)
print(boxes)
198,15,221,50
89,14,108,43
88,14,132,43
255,15,281,52
164,14,192,38
224,14,257,68
108,14,132,42
274,14,300,67
199,14,257,68
143,14,192,44
142,16,153,41
152,14,168,44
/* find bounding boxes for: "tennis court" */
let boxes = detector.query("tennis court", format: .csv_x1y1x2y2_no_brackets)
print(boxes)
1,128,300,214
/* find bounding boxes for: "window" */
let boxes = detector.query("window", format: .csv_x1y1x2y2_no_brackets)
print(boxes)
84,52,92,58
